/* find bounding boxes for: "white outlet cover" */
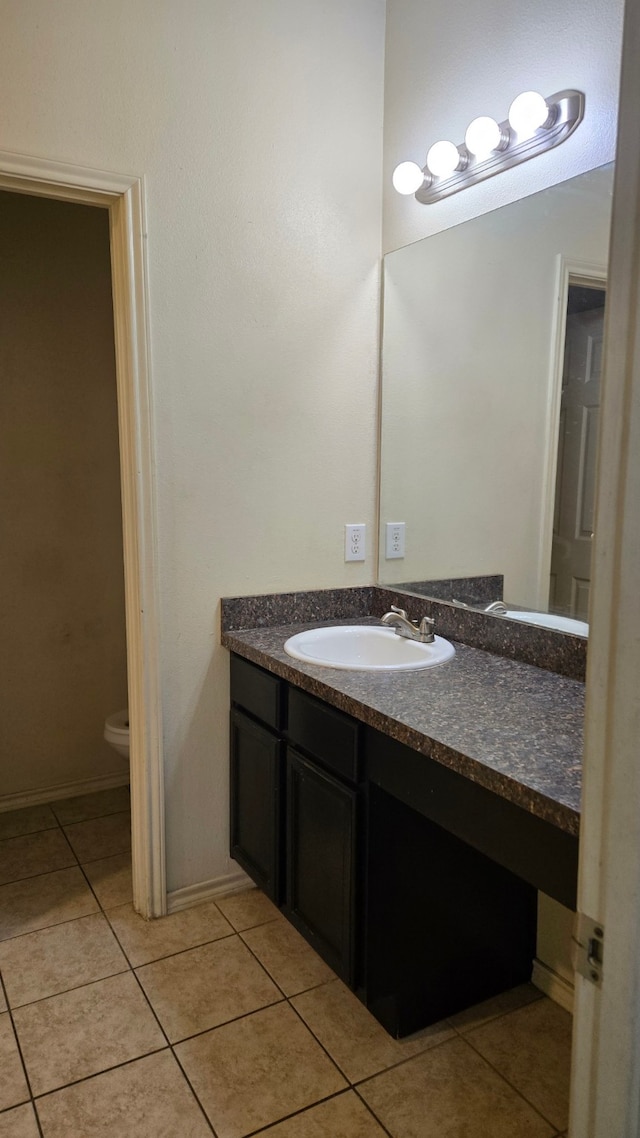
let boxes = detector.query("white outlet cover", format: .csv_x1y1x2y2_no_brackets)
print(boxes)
385,521,405,559
345,523,366,562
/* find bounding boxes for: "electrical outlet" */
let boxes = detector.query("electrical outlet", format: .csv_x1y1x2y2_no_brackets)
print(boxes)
385,521,406,559
345,523,366,562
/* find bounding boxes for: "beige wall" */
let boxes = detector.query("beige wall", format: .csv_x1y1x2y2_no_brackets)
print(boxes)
0,1,386,891
383,0,623,253
0,191,128,798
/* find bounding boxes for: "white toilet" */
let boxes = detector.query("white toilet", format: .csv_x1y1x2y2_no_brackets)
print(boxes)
104,709,130,762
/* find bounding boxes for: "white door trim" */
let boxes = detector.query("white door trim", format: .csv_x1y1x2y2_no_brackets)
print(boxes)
0,150,166,919
570,0,640,1129
537,256,607,611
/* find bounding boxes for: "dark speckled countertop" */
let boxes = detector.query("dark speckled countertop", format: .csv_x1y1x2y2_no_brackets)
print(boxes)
222,617,583,837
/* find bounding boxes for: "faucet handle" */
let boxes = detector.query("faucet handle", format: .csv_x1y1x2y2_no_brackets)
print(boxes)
390,604,409,620
418,615,436,642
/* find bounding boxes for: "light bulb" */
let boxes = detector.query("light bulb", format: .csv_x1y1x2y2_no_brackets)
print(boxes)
426,140,461,178
508,91,550,138
392,161,426,195
464,116,502,159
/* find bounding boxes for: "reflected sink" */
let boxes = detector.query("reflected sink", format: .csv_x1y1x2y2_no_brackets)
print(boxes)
284,625,456,671
504,611,589,637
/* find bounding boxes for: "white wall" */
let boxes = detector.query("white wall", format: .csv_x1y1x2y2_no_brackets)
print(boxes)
0,1,385,892
383,0,624,252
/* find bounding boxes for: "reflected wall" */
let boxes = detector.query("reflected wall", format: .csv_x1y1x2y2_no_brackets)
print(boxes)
378,164,613,618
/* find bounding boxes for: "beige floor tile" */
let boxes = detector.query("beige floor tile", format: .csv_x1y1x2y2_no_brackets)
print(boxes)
51,786,130,826
83,853,132,909
241,916,335,996
449,982,544,1033
0,988,6,1013
216,887,280,931
0,1013,29,1112
176,1002,347,1138
466,997,572,1131
0,830,76,888
0,1103,40,1138
292,978,455,1083
0,867,99,942
35,1050,212,1138
107,900,233,966
359,1035,555,1138
63,812,131,863
136,934,280,1042
0,806,57,842
0,912,128,1008
13,971,166,1096
259,1090,388,1136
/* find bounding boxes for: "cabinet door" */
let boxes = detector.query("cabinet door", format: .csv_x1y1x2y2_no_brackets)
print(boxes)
285,747,357,984
230,709,284,903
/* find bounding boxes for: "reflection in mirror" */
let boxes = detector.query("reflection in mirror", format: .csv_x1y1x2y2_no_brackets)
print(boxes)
378,164,614,637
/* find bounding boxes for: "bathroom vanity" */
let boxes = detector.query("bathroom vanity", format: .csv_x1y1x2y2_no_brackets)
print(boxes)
223,589,582,1038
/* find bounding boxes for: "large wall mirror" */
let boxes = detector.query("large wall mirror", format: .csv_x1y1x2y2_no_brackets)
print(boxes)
378,163,614,637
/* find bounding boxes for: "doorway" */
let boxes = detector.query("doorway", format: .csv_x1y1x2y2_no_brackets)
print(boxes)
550,283,607,620
0,150,164,919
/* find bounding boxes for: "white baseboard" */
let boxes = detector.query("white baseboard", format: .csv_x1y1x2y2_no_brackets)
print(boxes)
532,958,575,1013
167,868,253,914
0,770,130,814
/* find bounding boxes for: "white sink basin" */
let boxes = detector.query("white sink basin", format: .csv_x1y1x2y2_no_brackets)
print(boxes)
505,611,589,637
284,625,455,671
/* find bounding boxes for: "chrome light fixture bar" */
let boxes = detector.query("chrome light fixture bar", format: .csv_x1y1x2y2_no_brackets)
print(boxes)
397,90,585,206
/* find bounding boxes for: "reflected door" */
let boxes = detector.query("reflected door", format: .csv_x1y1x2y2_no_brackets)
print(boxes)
550,300,605,619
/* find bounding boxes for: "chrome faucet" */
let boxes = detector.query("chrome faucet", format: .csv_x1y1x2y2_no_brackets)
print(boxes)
380,605,435,644
483,600,508,614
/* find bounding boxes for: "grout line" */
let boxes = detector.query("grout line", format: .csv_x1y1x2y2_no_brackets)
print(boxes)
117,928,239,971
0,970,45,1137
450,988,545,1037
242,1090,373,1138
218,914,282,935
350,1026,461,1088
0,906,120,947
0,904,102,946
277,976,336,1000
0,823,59,840
31,1100,46,1138
0,859,79,889
460,1029,567,1132
7,964,142,1015
31,1046,169,1100
112,925,219,1136
50,803,131,827
232,929,292,1003
351,1085,396,1138
170,1047,219,1137
164,996,288,1048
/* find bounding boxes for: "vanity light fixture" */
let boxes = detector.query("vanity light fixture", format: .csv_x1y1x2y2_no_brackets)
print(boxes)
393,89,584,205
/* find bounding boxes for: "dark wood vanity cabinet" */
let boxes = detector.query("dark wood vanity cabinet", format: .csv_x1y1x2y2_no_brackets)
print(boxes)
230,656,361,983
285,748,358,983
230,709,284,902
229,652,573,1038
229,656,286,903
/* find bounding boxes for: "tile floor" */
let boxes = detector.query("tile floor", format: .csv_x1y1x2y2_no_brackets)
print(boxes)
0,788,572,1137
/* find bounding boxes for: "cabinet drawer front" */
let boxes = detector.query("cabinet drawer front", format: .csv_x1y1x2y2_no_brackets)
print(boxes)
230,655,284,731
287,687,359,783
